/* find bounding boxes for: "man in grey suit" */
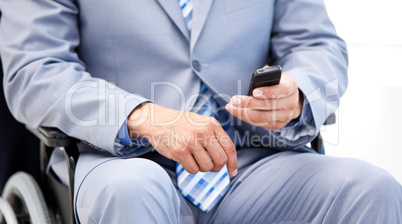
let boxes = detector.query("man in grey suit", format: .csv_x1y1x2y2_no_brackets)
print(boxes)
1,0,401,223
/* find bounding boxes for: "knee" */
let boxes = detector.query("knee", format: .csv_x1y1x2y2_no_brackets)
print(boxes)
320,158,401,203
349,159,400,198
310,157,402,222
79,158,180,223
101,158,176,203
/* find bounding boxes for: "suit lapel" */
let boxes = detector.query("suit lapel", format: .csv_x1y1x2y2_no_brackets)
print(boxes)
190,0,214,52
156,0,190,41
156,0,214,51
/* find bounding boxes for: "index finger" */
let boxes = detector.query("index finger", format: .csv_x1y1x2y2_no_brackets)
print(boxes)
212,120,238,176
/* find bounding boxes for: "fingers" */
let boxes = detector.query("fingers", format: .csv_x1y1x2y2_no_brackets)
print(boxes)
203,135,228,173
191,122,237,176
251,73,297,100
179,153,200,174
191,146,215,172
225,72,302,130
170,118,237,176
230,90,299,111
225,104,290,130
145,106,238,176
212,121,238,176
230,95,279,110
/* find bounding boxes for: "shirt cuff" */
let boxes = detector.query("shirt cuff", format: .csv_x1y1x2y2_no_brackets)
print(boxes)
117,120,131,145
114,119,150,155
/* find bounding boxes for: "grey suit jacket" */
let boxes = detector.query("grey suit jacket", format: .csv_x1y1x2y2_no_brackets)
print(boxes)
0,0,347,156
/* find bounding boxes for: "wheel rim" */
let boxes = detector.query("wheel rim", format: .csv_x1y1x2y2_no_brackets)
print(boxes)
6,189,31,224
2,172,51,224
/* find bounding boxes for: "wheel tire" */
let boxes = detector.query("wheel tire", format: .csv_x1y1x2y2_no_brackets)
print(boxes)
2,172,51,224
0,197,18,224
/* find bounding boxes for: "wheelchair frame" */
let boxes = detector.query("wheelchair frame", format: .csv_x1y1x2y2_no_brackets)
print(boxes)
29,127,79,224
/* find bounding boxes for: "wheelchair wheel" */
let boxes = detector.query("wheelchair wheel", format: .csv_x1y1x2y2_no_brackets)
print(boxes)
0,197,18,224
2,172,51,224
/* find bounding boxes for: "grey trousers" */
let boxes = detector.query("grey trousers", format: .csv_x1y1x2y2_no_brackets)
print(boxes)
74,147,402,224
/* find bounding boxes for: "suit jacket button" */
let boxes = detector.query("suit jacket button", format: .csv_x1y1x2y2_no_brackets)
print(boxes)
192,60,202,72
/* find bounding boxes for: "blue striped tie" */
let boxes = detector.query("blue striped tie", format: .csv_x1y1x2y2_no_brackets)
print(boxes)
177,0,231,213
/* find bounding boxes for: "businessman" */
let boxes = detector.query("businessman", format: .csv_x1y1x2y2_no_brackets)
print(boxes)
1,0,401,223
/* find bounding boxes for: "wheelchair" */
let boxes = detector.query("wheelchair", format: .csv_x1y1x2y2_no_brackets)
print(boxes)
0,114,335,224
0,127,78,224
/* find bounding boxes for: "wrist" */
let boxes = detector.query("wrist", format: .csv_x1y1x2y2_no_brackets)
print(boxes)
292,89,304,120
127,102,152,138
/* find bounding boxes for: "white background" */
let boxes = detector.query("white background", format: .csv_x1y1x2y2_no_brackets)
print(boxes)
322,0,402,183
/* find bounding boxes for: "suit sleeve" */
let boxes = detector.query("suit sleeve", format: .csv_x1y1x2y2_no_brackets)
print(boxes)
0,0,149,156
270,0,348,137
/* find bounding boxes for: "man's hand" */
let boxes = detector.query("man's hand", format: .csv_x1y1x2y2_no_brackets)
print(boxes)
127,103,238,176
226,73,303,130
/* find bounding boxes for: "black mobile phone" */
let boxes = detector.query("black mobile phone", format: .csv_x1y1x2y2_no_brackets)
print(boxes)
247,65,282,96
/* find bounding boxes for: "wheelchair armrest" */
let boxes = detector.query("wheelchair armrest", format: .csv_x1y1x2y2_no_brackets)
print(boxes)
26,126,78,148
323,113,336,125
311,113,337,154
